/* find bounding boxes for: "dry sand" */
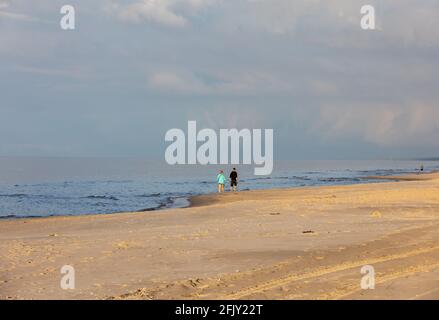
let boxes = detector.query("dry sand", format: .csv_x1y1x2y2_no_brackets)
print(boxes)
1,172,439,300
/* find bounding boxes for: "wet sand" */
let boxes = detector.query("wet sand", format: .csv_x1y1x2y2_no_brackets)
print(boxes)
1,172,439,300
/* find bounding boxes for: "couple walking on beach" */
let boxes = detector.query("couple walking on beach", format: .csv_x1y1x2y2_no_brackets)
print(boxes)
217,168,238,193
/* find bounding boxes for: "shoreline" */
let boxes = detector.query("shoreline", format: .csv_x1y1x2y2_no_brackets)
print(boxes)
1,171,439,299
365,170,439,181
2,171,438,221
189,170,439,209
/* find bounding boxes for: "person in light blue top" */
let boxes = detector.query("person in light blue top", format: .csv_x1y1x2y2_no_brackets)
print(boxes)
217,170,226,193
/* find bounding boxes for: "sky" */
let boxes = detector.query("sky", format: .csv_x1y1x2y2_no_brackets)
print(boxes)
1,0,439,160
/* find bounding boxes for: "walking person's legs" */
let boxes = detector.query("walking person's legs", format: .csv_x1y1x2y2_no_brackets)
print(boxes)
217,170,226,193
229,168,238,192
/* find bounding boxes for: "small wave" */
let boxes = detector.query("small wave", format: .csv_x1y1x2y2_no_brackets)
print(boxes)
93,202,108,207
0,193,28,198
319,177,361,182
0,214,44,219
84,195,119,201
291,176,312,181
103,180,134,184
136,193,161,198
140,196,175,211
0,214,20,219
139,207,159,212
245,176,272,181
137,195,190,212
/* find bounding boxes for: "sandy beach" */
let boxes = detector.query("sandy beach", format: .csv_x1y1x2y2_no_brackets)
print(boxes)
1,172,439,300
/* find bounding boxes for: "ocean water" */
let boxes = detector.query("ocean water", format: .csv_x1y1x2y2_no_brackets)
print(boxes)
0,157,438,218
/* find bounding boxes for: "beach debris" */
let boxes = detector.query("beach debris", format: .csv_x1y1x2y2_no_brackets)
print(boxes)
48,233,58,237
371,211,382,218
113,288,154,300
269,212,281,215
188,278,202,288
114,241,135,249
302,230,315,234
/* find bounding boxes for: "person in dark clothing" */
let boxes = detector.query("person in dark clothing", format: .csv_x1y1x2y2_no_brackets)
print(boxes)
229,168,238,192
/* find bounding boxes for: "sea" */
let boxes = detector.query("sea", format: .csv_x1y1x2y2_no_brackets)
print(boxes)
0,157,437,219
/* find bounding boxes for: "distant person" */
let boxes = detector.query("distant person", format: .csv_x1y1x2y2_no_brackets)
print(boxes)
229,167,238,192
420,164,424,173
217,170,226,193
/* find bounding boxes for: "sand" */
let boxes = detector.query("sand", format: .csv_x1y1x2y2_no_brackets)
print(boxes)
1,172,439,300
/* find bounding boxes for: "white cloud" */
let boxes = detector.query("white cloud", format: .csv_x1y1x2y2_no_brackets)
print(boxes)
0,0,46,23
119,0,187,27
312,103,439,148
109,0,214,27
104,0,439,47
147,68,339,96
148,70,209,93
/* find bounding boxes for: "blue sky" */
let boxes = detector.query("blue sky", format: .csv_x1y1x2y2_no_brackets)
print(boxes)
1,0,439,159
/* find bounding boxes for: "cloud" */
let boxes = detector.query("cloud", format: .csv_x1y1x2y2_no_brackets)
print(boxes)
381,1,439,46
0,10,40,22
2,0,439,158
109,0,214,27
106,0,439,47
207,0,439,48
0,0,46,23
147,68,340,96
312,103,439,148
118,1,187,27
148,70,209,93
214,0,357,35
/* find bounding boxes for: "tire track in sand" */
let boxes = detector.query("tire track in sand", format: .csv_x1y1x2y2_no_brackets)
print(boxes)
312,261,439,300
224,245,439,299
